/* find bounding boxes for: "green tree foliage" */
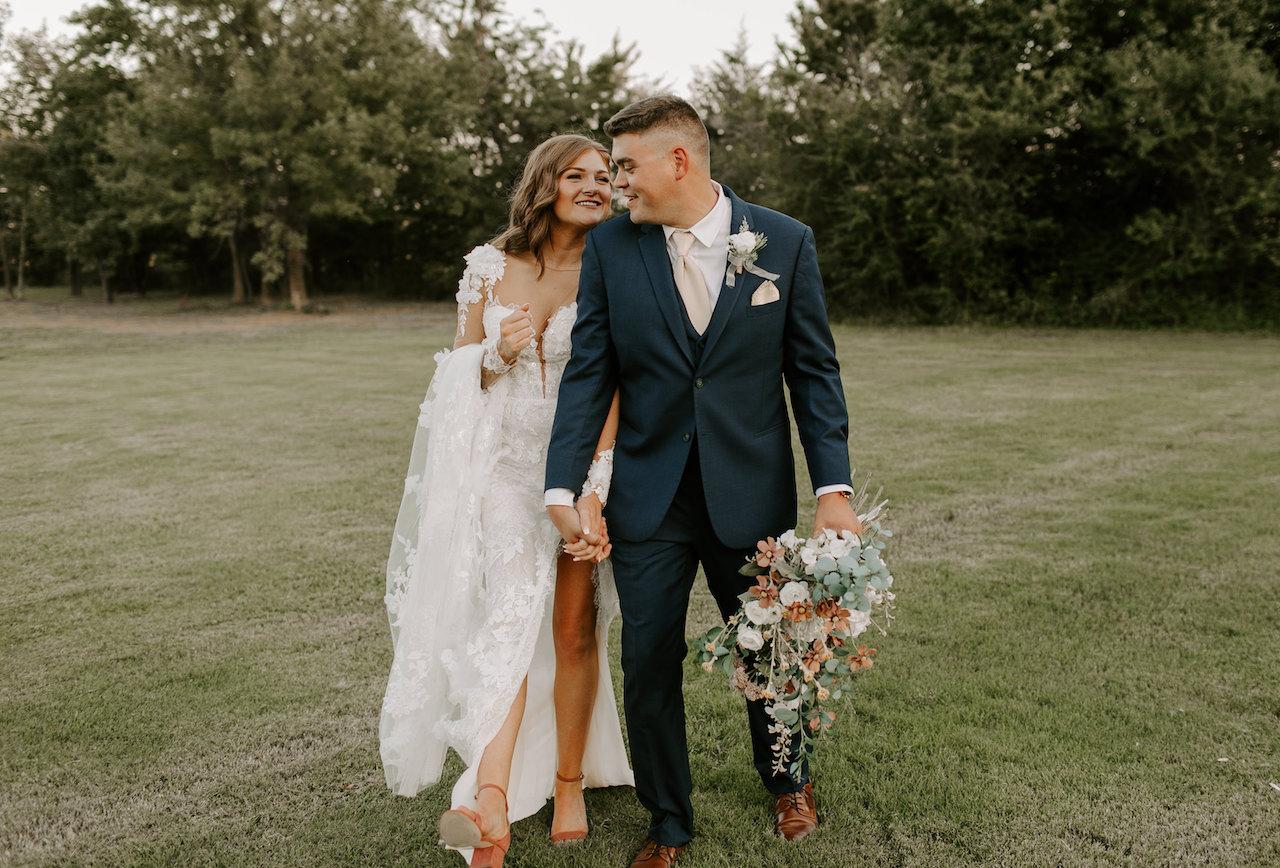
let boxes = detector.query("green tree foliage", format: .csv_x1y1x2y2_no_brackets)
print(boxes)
94,0,441,308
0,0,635,306
692,32,785,202
0,26,56,299
400,0,636,293
766,0,1280,326
6,0,1276,326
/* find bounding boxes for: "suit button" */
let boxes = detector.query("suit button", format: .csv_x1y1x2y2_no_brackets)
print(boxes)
682,433,691,442
695,378,704,388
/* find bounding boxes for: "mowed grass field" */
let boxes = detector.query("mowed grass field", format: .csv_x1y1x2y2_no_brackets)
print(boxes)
2,290,1278,867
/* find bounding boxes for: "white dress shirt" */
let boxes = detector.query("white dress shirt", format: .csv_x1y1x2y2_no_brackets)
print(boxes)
663,181,732,310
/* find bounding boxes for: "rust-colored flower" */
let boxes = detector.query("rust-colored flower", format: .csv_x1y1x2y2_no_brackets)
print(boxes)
801,639,830,674
749,575,780,607
850,645,877,670
815,599,854,634
783,600,813,622
814,599,842,619
754,536,783,567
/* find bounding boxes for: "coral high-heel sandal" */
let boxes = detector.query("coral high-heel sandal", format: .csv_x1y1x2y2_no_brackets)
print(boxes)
550,772,588,845
466,783,510,868
438,803,483,850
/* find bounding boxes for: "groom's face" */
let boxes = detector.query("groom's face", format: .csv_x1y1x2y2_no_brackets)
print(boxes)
611,131,677,225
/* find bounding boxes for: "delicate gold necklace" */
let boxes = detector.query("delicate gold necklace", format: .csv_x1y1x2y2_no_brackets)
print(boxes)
542,262,581,272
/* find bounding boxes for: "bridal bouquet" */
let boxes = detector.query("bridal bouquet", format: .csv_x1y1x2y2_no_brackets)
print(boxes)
693,481,894,781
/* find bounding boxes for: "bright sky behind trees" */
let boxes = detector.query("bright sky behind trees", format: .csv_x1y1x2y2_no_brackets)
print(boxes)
6,0,797,92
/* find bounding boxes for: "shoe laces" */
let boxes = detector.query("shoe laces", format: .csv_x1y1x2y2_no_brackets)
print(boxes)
776,790,814,816
640,841,681,860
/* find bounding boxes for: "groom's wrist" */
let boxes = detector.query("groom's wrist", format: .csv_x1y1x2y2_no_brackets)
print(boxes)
814,484,853,499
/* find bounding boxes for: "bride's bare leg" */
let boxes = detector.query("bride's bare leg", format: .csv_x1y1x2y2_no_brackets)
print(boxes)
551,550,599,839
473,676,528,843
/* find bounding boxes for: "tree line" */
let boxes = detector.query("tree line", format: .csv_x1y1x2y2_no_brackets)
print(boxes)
0,0,635,308
3,0,1278,327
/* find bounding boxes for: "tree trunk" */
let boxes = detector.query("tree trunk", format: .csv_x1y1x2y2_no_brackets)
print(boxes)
134,252,147,298
68,255,83,297
97,258,114,304
259,225,273,306
16,199,27,299
1,232,11,299
287,246,307,311
230,234,246,303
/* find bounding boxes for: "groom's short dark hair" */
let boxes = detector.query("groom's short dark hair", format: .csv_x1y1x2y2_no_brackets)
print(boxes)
605,95,710,165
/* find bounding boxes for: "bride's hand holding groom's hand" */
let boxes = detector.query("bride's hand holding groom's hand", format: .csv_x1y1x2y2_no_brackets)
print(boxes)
574,493,611,563
549,499,611,563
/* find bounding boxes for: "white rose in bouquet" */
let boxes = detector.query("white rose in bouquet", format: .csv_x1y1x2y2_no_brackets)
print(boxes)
744,600,783,625
737,627,765,651
846,607,872,637
779,582,810,607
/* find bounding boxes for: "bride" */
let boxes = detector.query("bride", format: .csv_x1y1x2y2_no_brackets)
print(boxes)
380,134,633,866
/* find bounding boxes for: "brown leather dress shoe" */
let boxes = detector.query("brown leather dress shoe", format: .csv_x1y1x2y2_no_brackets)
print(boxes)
773,781,818,842
629,838,687,867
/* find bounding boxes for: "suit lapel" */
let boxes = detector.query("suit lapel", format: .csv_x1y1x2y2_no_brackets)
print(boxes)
637,224,694,366
700,188,760,362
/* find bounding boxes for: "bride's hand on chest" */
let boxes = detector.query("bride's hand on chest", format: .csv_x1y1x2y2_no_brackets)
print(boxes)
497,304,534,361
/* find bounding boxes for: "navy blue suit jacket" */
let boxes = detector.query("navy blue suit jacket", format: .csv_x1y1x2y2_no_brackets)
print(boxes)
545,186,851,550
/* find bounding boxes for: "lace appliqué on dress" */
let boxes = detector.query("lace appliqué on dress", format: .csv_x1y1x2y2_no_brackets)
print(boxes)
481,336,515,375
455,243,506,340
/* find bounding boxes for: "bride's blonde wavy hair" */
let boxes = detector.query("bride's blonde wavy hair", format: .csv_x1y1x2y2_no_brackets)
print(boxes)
492,133,611,275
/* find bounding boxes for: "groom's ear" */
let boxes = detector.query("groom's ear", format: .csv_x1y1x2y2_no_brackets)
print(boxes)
670,146,691,180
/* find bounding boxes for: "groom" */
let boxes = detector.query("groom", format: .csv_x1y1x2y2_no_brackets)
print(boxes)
546,95,860,868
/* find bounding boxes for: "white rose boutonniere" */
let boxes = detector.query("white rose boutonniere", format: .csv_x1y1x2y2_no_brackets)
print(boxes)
725,217,781,287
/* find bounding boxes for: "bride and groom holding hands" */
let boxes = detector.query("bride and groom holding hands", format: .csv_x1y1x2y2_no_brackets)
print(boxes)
381,95,862,867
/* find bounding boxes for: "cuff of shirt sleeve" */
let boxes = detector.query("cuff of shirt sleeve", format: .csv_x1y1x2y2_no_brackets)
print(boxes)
544,488,577,508
814,484,854,498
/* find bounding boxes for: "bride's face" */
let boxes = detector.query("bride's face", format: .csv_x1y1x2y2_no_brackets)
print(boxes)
553,149,612,229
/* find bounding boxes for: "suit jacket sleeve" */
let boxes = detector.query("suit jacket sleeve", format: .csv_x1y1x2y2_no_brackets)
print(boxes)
783,226,852,490
545,231,618,493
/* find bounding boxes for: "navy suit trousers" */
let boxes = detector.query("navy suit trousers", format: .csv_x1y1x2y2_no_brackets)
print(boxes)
610,444,809,847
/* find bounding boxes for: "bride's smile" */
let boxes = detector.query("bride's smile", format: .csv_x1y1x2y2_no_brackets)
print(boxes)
553,151,613,228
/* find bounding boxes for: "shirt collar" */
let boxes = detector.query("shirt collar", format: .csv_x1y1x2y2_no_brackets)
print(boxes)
663,182,730,247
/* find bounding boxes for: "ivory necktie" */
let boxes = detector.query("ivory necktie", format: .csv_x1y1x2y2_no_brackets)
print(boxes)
672,230,711,334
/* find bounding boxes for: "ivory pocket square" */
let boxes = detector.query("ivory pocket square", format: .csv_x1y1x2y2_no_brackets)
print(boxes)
750,281,780,306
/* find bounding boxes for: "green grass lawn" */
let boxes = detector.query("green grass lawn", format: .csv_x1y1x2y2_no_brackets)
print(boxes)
2,292,1278,867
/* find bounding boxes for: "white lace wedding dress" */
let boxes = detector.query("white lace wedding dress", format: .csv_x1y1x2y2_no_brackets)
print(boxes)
380,245,632,855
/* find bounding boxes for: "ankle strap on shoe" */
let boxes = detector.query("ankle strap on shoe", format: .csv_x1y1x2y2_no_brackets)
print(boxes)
476,782,508,811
